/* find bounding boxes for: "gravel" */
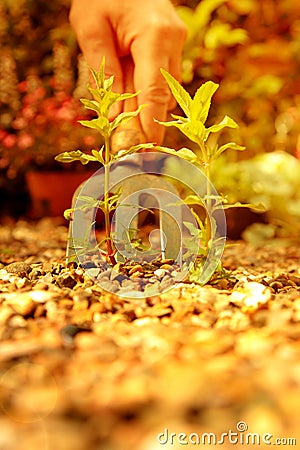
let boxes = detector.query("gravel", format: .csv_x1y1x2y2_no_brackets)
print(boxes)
0,217,300,450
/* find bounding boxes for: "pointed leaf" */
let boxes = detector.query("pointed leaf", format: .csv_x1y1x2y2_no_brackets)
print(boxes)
99,57,105,86
100,91,122,116
89,65,101,88
216,142,245,157
206,115,238,135
88,86,106,103
155,119,201,144
64,208,73,221
219,202,266,212
80,98,101,114
160,68,192,117
114,143,154,159
170,113,188,121
104,75,114,91
79,117,110,134
110,105,145,131
176,148,198,163
191,81,219,123
152,145,179,157
91,148,105,164
117,91,140,102
183,194,205,207
55,150,97,165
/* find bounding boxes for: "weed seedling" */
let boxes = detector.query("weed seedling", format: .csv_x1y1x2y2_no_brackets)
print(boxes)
55,58,152,265
155,69,262,282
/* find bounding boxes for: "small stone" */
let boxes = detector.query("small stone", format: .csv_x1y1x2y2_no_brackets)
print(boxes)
154,268,166,278
29,289,55,303
8,314,28,328
99,280,120,293
28,268,43,280
160,258,174,264
15,277,30,289
56,272,77,289
5,262,32,277
130,271,144,278
128,264,144,275
85,268,101,279
6,292,36,316
60,324,83,345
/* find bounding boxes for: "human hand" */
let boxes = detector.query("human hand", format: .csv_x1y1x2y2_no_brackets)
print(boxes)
69,0,187,144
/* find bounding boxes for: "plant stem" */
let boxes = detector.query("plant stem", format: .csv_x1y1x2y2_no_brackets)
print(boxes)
199,140,212,248
103,135,116,265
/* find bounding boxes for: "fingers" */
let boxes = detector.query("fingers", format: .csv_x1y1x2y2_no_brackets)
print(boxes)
69,3,123,119
131,21,186,144
69,0,187,143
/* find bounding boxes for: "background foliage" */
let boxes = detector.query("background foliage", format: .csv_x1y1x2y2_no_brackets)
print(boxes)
1,0,300,228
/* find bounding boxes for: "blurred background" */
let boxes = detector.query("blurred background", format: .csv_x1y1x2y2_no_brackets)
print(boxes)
1,0,300,238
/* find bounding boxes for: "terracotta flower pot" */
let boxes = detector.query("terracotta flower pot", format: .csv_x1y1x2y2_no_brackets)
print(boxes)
26,171,95,218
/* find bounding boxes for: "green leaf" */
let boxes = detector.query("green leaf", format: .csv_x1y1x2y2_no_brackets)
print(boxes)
100,91,122,116
89,65,101,88
154,145,182,157
154,145,198,163
117,91,140,102
206,115,238,135
104,75,114,91
110,105,145,131
88,87,105,103
215,142,245,157
156,119,203,144
79,117,110,135
184,220,202,237
191,81,219,123
176,148,198,163
160,68,192,117
91,147,105,164
215,201,266,211
64,208,73,221
55,150,97,165
114,142,154,159
80,99,101,114
183,194,206,207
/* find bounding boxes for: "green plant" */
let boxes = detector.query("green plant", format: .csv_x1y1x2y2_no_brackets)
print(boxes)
55,59,152,265
56,61,260,285
155,69,262,282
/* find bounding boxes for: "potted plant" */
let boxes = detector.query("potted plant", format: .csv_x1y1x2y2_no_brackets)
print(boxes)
0,39,99,218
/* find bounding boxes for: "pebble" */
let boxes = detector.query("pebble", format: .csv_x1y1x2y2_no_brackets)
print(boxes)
56,272,77,289
6,292,36,316
5,262,32,277
14,277,30,289
154,268,166,278
60,324,84,345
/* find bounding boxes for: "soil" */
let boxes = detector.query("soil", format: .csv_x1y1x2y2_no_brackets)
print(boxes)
0,217,299,450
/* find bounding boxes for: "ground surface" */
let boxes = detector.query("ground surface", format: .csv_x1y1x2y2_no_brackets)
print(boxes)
0,217,299,450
